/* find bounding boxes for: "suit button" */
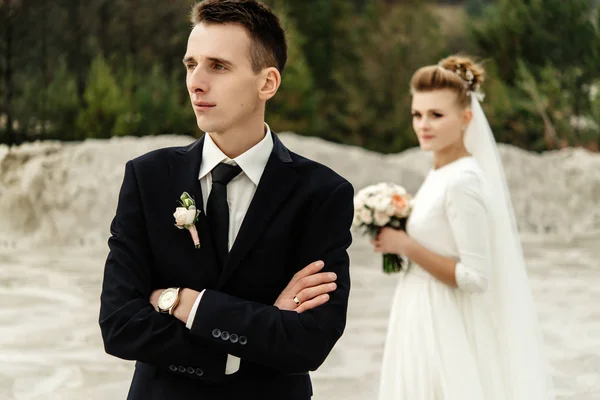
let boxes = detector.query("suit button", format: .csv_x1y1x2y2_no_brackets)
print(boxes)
169,365,177,372
178,366,186,373
221,331,230,341
195,368,204,376
229,334,239,343
187,367,195,374
212,328,221,338
239,336,247,345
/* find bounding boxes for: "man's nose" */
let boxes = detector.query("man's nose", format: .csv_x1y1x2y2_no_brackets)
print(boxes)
188,69,209,93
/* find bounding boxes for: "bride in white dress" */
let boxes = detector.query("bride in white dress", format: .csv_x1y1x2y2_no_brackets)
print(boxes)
373,56,554,399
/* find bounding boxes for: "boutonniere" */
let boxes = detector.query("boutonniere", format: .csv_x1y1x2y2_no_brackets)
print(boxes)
173,192,201,249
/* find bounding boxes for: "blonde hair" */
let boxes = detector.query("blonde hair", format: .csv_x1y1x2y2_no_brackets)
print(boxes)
410,55,485,108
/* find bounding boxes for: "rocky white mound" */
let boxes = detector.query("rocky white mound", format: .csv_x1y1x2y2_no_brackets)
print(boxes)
0,133,598,249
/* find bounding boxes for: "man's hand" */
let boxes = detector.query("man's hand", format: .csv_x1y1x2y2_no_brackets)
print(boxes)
274,261,337,313
149,261,336,320
150,288,201,325
149,289,162,311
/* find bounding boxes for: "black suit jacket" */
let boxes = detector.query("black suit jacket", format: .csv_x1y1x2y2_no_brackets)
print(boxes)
99,133,354,399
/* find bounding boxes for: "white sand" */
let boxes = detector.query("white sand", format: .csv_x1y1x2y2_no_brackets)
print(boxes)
1,134,599,249
0,134,598,399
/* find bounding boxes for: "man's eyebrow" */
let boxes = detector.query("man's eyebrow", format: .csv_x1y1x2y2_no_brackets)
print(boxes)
207,57,235,67
182,56,235,67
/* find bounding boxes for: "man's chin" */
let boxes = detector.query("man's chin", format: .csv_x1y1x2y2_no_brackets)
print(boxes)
195,117,222,134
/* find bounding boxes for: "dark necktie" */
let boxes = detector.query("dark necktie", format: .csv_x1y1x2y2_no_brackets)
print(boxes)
207,162,242,268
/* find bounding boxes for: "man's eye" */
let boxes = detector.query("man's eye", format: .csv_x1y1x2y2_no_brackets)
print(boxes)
213,64,226,71
433,113,443,118
186,64,196,70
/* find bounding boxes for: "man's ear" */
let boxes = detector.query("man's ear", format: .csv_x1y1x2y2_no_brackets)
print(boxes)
258,67,281,101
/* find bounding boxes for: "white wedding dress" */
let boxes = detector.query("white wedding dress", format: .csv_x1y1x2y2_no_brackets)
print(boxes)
378,156,509,399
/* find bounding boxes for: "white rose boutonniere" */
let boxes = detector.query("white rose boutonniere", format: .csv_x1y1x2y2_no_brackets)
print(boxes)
174,191,201,249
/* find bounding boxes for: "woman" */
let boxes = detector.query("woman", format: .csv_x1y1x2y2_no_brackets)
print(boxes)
373,56,554,399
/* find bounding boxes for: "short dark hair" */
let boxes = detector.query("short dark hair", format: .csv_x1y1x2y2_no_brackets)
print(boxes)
191,0,287,74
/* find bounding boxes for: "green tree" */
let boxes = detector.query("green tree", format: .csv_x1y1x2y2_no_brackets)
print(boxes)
472,0,599,84
318,0,366,144
356,0,445,152
45,59,81,140
263,0,366,142
284,0,442,152
471,0,600,150
113,62,196,137
589,80,600,151
76,55,126,139
280,0,345,96
262,1,320,136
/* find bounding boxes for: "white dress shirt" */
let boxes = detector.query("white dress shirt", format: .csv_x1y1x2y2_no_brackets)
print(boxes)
185,123,273,375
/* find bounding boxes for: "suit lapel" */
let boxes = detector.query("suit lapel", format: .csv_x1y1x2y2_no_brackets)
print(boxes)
169,135,221,286
217,134,298,288
170,136,204,213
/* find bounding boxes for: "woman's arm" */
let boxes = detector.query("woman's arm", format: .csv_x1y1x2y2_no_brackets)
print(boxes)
373,171,492,293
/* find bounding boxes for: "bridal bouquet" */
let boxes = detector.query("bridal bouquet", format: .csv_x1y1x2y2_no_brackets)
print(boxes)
352,183,413,273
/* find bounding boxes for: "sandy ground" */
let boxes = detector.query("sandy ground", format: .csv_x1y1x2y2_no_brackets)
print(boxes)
0,232,598,399
1,134,599,399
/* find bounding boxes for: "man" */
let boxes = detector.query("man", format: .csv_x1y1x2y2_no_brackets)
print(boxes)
99,1,354,399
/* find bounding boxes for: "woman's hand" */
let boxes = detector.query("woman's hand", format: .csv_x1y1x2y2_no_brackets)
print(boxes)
371,227,413,255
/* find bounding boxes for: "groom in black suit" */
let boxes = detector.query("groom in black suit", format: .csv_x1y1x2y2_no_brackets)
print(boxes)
98,1,354,399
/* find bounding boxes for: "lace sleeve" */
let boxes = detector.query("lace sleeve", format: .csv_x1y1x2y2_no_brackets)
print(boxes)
445,170,492,293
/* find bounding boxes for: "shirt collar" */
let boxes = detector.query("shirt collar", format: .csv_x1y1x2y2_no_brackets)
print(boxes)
198,123,274,186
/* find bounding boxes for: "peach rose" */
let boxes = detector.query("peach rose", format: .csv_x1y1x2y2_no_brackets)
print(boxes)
392,194,409,216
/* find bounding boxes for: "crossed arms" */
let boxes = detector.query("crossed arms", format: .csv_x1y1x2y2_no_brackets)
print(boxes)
99,161,354,378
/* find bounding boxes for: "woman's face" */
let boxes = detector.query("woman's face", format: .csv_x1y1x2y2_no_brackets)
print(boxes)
411,89,471,153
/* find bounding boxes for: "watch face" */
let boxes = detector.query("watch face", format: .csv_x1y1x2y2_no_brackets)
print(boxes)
158,289,177,309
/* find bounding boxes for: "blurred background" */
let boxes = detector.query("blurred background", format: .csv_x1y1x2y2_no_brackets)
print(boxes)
1,1,600,399
2,0,600,152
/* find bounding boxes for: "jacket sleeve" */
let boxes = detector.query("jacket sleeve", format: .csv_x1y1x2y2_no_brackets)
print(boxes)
98,161,228,381
189,180,354,372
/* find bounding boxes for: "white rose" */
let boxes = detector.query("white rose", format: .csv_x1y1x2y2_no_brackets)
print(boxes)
355,188,368,199
373,196,391,213
373,211,390,226
374,182,388,191
353,197,365,211
392,185,407,196
352,213,362,229
359,208,373,224
364,195,375,209
360,185,378,196
174,206,197,227
386,203,397,216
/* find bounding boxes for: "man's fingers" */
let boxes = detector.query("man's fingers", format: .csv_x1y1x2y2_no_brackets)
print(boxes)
296,272,337,292
296,294,330,313
296,282,337,304
292,260,325,283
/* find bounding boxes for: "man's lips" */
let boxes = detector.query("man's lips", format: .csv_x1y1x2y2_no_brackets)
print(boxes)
193,102,216,109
